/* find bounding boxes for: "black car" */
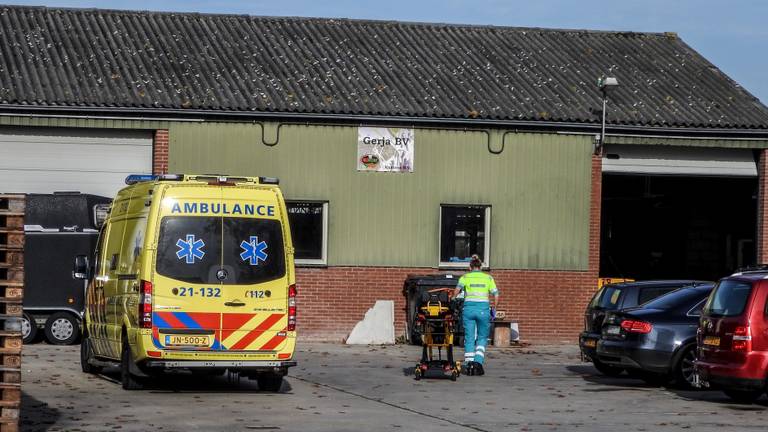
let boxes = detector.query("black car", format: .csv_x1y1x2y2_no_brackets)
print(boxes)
595,283,715,387
580,280,707,376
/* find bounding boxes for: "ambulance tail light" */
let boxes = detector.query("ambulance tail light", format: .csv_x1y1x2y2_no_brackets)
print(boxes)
139,280,153,329
288,284,297,332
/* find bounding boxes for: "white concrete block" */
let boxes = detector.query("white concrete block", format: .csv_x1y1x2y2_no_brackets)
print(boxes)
345,300,395,345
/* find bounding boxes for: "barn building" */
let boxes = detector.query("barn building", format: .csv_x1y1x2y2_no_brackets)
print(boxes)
2,5,768,341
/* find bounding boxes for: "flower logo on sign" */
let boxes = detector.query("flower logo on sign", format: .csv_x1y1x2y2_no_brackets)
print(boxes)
240,236,268,265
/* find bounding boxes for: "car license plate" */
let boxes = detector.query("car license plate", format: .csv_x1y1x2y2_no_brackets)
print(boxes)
605,325,621,335
583,338,597,348
703,336,720,347
165,335,210,347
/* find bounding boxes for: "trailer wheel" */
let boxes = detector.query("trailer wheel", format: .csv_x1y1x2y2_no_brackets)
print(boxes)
44,312,80,345
22,312,38,344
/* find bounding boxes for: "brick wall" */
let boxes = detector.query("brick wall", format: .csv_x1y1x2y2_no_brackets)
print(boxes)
153,129,169,175
296,267,598,343
758,149,768,263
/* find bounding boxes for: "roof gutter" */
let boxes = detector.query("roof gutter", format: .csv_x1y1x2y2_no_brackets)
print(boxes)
2,104,768,140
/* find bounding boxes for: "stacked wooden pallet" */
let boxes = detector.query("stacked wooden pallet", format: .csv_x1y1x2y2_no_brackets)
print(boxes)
0,195,23,432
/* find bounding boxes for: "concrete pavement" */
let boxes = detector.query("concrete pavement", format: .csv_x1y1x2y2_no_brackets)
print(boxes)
20,343,767,431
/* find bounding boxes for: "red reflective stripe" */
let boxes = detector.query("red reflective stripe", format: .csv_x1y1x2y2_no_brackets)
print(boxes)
259,327,287,350
221,313,257,341
185,312,220,329
229,314,284,350
156,312,185,328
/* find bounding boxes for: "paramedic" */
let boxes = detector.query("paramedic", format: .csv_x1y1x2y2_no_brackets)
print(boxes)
453,254,499,376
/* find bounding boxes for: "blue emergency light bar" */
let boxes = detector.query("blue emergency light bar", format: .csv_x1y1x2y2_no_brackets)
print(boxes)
125,174,183,185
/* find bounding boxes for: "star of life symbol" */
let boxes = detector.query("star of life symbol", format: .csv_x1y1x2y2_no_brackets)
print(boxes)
240,236,268,265
176,234,205,264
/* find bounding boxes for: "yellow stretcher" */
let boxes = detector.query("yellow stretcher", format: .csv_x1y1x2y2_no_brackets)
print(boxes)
413,288,462,381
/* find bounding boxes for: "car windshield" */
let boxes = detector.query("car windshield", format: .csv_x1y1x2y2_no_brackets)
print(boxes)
590,286,623,310
156,216,285,285
703,280,753,317
641,287,709,311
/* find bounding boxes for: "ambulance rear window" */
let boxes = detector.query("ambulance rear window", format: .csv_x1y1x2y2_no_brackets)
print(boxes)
157,217,221,284
156,216,285,285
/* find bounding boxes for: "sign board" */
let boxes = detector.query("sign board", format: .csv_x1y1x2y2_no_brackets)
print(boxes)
357,127,414,172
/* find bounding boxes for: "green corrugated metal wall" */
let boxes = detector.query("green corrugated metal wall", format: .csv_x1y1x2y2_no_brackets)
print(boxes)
4,115,768,270
168,123,593,270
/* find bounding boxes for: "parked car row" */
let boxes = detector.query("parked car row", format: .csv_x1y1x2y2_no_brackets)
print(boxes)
581,271,768,403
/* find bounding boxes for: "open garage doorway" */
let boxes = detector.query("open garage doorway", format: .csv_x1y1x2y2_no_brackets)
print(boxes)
600,146,758,281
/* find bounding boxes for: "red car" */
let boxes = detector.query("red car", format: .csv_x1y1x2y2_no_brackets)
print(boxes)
696,270,768,403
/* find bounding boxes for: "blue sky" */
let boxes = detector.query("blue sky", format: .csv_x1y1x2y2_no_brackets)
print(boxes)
11,0,768,104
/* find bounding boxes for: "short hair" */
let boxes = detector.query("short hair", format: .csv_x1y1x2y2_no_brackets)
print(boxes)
469,254,482,269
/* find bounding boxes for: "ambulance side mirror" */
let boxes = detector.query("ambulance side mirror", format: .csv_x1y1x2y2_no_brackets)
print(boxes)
73,255,89,280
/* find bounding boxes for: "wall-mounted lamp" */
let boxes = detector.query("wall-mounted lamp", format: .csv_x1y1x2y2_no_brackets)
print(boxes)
595,76,619,155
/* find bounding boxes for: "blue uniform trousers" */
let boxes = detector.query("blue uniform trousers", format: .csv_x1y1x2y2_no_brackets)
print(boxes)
462,302,490,365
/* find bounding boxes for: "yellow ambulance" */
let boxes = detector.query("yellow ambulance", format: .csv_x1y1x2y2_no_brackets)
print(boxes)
74,174,297,390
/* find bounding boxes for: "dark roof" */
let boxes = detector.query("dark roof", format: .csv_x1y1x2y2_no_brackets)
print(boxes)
1,5,768,129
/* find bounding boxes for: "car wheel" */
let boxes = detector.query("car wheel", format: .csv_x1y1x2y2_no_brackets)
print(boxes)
674,345,698,389
723,389,764,404
80,332,102,375
256,372,283,392
592,359,625,377
44,312,79,345
121,340,143,390
21,312,37,344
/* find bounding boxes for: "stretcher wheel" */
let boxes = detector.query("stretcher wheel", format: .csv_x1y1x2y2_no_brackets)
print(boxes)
414,367,422,380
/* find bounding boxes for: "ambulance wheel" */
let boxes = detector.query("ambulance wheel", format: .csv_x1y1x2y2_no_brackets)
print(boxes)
121,340,143,390
21,313,37,344
256,372,283,392
80,332,102,375
44,312,79,345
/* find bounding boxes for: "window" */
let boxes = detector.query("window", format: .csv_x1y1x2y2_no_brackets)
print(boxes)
687,299,707,317
638,286,678,305
590,286,623,310
439,205,491,267
703,280,753,317
286,201,328,265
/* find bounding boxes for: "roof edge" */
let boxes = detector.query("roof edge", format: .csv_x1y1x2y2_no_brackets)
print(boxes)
0,4,676,38
2,105,768,140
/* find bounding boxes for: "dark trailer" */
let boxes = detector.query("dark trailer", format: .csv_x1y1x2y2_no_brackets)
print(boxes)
22,192,110,345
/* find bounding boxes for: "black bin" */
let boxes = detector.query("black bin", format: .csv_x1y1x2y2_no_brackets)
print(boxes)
402,274,463,345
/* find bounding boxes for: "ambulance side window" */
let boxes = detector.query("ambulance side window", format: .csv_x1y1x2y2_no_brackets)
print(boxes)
93,225,107,278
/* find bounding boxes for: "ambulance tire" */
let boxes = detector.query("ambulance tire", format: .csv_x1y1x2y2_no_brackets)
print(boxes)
44,312,80,345
121,340,144,390
256,372,283,392
80,332,102,375
22,312,38,344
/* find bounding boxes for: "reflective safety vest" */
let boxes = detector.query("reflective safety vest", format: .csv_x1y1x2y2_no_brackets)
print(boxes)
458,271,498,303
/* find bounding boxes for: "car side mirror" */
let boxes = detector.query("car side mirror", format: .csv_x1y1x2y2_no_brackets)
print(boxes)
73,255,89,280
